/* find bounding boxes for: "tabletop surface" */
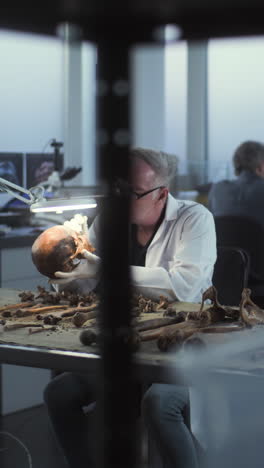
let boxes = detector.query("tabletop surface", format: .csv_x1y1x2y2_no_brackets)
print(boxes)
0,288,264,382
0,288,189,379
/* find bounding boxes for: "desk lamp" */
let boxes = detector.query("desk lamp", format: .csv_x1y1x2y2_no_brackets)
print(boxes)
0,177,98,214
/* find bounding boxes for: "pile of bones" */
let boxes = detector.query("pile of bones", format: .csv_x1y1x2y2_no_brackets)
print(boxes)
0,285,263,352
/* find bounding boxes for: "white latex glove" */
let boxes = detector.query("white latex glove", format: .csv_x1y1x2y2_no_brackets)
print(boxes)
50,249,101,285
63,214,89,239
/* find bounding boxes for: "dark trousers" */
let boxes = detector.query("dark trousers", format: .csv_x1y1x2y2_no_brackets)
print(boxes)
142,384,203,468
44,374,203,468
44,372,98,468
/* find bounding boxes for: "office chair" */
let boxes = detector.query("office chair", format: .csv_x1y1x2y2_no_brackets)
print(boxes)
212,246,250,306
214,215,264,305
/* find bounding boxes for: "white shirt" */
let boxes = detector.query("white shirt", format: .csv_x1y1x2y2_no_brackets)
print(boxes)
89,194,217,303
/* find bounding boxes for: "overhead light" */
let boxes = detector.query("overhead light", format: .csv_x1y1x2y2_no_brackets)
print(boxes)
0,176,98,214
31,197,97,214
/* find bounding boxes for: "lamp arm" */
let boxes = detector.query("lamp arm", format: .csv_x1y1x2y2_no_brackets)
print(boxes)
0,177,36,205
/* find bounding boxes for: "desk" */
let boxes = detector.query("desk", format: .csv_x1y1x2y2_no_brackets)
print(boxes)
1,288,264,384
2,288,264,468
0,288,192,383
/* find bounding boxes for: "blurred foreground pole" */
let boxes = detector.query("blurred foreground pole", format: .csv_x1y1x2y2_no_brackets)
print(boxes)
96,40,137,468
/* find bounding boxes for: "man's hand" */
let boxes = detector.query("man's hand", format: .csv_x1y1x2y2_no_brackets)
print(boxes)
50,249,101,286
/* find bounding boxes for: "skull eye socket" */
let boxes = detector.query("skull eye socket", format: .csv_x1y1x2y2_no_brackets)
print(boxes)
52,235,84,271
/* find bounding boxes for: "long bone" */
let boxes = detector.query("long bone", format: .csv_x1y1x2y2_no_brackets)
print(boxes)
157,321,245,352
3,322,43,331
72,309,98,327
28,326,57,334
134,315,185,332
15,305,68,317
0,301,37,313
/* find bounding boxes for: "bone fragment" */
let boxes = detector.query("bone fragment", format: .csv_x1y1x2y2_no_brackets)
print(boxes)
239,288,264,326
72,310,98,327
28,326,57,334
81,319,96,327
43,315,62,325
198,286,226,324
3,323,43,331
156,296,169,311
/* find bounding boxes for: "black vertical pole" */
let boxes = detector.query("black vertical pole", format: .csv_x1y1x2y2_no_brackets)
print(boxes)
50,139,63,171
96,40,137,468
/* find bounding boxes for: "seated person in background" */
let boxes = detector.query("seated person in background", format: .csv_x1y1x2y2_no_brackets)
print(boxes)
208,140,264,226
44,147,217,468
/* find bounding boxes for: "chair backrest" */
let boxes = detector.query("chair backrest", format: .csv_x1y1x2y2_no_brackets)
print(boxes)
212,246,250,306
214,215,264,282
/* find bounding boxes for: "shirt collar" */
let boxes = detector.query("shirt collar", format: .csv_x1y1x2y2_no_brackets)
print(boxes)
239,170,261,182
164,193,199,222
164,193,182,221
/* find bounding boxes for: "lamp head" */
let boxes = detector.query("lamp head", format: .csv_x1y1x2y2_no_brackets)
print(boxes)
30,196,97,214
0,176,98,213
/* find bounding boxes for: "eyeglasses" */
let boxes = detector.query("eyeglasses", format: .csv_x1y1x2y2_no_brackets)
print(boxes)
131,186,165,200
114,179,165,200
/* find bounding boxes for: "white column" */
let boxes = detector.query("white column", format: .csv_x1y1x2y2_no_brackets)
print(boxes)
81,43,96,186
187,40,208,182
63,28,82,185
63,25,97,186
131,45,166,150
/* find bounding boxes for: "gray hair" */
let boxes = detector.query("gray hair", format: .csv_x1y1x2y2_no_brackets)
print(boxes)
233,140,264,175
130,147,178,187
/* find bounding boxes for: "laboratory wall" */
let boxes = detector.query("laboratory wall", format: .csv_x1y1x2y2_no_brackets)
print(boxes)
0,30,64,153
208,36,264,182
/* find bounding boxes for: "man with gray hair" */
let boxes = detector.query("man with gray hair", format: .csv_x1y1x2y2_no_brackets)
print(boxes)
52,146,216,303
208,140,264,226
44,147,216,468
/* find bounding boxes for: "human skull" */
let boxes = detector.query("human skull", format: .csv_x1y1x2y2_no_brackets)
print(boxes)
31,225,95,279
